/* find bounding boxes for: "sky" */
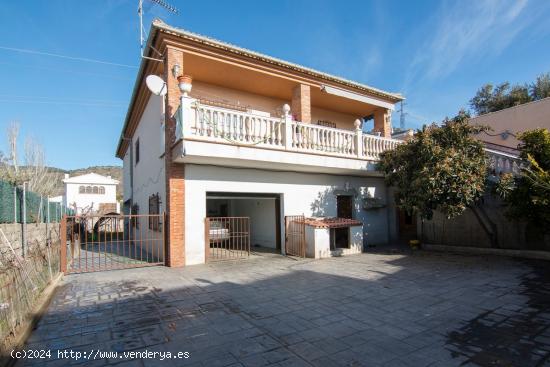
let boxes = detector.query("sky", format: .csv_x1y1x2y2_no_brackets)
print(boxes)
0,0,549,170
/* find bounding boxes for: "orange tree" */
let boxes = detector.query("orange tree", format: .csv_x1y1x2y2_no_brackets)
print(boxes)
379,111,488,220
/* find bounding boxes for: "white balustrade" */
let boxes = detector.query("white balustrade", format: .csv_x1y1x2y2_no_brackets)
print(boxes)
362,134,402,159
291,122,357,156
193,104,284,148
485,149,522,176
186,102,403,160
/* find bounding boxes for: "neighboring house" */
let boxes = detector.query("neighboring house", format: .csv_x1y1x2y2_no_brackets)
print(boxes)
116,20,405,267
469,97,550,176
471,96,550,153
62,173,120,214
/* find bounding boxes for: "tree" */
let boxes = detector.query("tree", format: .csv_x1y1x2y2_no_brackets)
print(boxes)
469,72,550,116
469,82,532,115
530,72,550,100
379,111,488,220
496,129,550,229
0,122,57,197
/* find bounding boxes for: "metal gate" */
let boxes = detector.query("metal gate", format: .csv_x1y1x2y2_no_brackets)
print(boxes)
285,215,306,257
60,213,165,273
205,217,250,261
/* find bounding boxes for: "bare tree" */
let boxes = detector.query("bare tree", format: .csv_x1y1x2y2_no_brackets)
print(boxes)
0,122,56,196
0,122,21,185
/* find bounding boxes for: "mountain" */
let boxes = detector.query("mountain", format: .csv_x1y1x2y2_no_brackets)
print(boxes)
49,166,123,198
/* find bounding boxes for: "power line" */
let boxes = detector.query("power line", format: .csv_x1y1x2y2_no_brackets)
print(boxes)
0,94,127,104
0,61,133,81
0,99,126,107
0,46,138,69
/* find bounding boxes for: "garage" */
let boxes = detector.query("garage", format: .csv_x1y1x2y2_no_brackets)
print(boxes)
205,192,281,260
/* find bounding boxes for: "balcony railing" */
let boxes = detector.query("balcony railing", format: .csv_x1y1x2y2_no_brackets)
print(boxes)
178,101,401,160
485,148,523,176
176,99,524,174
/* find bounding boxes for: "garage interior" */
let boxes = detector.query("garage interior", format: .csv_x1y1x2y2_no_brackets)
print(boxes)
206,193,281,256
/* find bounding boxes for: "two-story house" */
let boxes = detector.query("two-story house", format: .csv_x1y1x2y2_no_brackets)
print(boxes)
116,20,404,266
63,172,120,214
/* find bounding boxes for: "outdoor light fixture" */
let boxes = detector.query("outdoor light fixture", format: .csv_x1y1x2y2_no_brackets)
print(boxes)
171,63,181,78
178,75,193,96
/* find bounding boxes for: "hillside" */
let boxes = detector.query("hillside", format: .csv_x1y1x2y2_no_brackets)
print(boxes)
49,166,123,199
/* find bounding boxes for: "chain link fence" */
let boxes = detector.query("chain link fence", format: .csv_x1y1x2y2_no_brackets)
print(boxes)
0,180,74,224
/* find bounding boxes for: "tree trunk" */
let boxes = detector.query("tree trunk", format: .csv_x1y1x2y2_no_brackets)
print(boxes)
471,205,499,248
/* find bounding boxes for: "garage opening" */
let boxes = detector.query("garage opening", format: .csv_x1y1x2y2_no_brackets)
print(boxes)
206,192,281,261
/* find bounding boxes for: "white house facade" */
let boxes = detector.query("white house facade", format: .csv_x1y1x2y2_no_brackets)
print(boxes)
116,20,404,267
63,173,120,214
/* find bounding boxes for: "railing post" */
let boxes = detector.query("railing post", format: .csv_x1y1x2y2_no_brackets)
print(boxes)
176,95,195,141
60,215,67,273
282,104,293,150
354,119,363,158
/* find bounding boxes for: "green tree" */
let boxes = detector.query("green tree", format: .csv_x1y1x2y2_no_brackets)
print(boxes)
496,129,550,229
530,72,550,100
469,72,550,116
379,111,488,220
470,82,532,115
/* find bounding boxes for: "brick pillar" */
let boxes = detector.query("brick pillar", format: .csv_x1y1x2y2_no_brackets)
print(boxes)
291,84,311,123
164,47,185,267
373,108,392,138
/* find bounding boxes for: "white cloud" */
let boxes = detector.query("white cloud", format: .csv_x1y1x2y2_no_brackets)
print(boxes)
404,0,535,88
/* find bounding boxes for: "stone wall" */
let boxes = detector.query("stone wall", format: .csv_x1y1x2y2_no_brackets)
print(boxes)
421,193,550,251
0,223,60,257
0,222,61,355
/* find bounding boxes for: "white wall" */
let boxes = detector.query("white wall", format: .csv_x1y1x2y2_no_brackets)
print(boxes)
123,94,166,258
184,164,390,265
123,149,132,204
64,183,117,213
230,198,277,249
305,226,363,259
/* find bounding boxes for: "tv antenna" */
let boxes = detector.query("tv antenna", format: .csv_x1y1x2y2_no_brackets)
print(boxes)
138,0,179,62
397,101,408,130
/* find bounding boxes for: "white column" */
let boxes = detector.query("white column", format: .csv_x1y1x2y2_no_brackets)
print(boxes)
354,119,363,158
282,104,293,150
177,95,196,141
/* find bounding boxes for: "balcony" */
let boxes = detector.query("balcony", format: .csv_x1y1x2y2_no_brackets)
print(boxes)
171,98,524,178
485,148,523,177
172,98,401,176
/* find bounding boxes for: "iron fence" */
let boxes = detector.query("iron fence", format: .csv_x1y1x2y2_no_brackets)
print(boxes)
205,217,250,261
60,213,165,273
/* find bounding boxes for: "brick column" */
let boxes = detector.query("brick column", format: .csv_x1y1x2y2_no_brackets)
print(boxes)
291,84,311,123
164,47,185,267
373,108,392,138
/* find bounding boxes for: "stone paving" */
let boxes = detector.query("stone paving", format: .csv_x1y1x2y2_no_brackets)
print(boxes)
17,249,550,366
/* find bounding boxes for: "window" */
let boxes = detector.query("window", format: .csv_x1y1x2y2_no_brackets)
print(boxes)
85,186,92,194
148,193,162,231
317,120,337,128
92,186,99,194
99,186,105,194
79,186,85,194
135,138,140,165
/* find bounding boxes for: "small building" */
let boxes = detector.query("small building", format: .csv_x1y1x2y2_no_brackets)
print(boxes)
62,173,120,214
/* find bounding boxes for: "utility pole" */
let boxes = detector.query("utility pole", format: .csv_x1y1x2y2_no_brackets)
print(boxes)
397,101,408,130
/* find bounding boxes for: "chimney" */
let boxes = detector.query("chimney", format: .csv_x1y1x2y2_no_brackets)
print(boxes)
64,173,69,179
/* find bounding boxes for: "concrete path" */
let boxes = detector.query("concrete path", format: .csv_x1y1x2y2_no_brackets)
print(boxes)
19,250,550,366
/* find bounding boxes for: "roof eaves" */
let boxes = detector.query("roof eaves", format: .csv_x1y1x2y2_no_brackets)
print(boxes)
153,19,404,103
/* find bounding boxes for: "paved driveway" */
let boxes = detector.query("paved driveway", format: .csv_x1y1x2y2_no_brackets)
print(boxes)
19,250,550,366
